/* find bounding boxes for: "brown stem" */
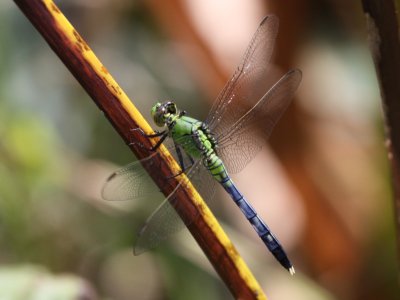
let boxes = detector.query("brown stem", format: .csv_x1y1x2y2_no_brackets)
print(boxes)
13,0,268,298
361,0,400,271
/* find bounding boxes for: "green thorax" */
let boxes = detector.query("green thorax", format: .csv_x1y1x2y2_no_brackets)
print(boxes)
170,115,215,158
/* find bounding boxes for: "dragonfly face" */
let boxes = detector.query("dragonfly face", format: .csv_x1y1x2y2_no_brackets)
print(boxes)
151,101,178,127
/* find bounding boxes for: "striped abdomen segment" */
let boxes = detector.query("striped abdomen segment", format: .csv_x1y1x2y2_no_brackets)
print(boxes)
205,154,293,271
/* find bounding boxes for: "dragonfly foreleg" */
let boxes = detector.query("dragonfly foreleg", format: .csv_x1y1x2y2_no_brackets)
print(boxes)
129,127,168,151
130,127,167,138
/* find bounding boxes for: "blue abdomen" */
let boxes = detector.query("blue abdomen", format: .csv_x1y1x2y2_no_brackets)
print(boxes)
206,158,292,270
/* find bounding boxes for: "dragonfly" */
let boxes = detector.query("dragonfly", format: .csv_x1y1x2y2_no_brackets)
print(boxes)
102,15,301,275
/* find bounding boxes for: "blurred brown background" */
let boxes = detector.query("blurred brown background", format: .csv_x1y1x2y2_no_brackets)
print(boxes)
0,0,399,299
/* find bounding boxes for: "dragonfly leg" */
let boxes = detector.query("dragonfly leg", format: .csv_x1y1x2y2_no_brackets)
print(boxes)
166,164,194,179
129,128,168,151
149,133,168,151
166,146,195,179
130,127,167,138
175,142,186,169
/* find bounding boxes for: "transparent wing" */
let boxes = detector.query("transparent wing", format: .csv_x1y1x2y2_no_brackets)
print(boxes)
134,160,217,254
217,69,302,173
102,138,217,254
101,152,161,202
133,196,185,255
101,139,195,202
205,15,279,134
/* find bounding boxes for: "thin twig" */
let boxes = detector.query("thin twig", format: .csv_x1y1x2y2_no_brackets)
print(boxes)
361,0,400,272
13,0,268,298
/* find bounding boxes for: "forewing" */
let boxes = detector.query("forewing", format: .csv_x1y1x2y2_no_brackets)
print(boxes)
217,69,302,173
206,15,280,135
134,160,217,254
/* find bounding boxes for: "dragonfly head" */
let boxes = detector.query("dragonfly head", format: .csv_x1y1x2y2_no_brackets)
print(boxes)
151,101,178,127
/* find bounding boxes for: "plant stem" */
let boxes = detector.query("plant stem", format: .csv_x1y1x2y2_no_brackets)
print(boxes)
362,0,400,272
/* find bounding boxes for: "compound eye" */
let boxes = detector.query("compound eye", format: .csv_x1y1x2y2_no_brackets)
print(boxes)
151,102,166,127
165,102,177,114
155,111,166,126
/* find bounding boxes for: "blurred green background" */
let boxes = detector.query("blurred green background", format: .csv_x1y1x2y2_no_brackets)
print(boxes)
0,0,399,299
